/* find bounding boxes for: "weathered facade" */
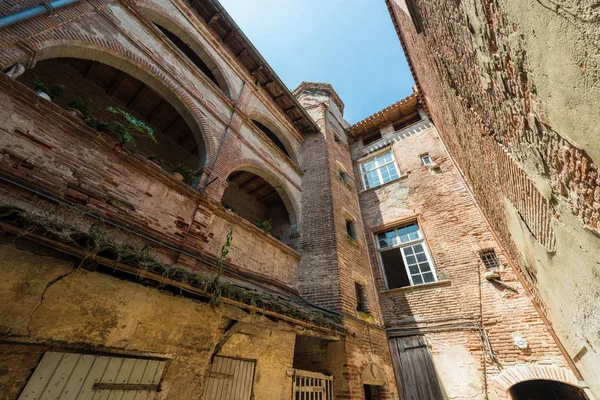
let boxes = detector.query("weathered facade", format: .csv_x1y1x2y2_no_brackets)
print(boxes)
0,0,596,399
384,0,600,398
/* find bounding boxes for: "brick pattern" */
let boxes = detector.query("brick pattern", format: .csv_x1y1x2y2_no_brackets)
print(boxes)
351,117,574,398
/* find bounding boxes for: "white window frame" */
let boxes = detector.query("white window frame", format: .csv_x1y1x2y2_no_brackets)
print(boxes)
421,154,432,165
359,149,402,190
376,222,437,288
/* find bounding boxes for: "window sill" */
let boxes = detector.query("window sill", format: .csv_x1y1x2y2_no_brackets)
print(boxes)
358,173,408,195
380,280,451,294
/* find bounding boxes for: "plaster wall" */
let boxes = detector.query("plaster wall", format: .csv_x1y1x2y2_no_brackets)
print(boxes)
0,244,298,399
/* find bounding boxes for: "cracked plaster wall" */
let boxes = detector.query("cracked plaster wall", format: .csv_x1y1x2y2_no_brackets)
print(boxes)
0,244,297,399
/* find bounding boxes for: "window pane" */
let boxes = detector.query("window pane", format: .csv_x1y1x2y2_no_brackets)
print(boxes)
403,246,414,255
420,262,431,272
413,243,423,253
406,255,416,265
423,273,435,283
416,253,427,262
380,248,411,289
412,275,423,285
378,233,388,248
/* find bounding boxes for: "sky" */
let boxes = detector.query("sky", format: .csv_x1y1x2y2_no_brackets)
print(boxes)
218,0,415,124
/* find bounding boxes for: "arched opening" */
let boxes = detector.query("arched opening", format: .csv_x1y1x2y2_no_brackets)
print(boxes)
155,24,220,91
138,6,231,98
17,57,206,184
222,170,294,241
252,120,290,158
509,380,588,400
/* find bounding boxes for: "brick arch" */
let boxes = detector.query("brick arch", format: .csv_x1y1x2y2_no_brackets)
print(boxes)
493,365,581,396
135,1,235,99
247,111,300,166
222,159,300,230
15,33,217,169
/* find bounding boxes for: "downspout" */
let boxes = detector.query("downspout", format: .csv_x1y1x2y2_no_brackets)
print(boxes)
0,0,80,29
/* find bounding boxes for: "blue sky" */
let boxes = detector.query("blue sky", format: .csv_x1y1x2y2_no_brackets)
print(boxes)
219,0,414,124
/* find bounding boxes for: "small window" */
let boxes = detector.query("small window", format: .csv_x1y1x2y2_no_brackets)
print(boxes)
355,282,367,312
334,133,342,143
481,251,501,271
346,219,357,240
360,150,401,189
377,222,437,289
421,154,432,165
363,131,382,146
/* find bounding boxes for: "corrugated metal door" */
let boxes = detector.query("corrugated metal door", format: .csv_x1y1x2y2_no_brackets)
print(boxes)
202,356,255,400
388,336,445,400
17,351,167,400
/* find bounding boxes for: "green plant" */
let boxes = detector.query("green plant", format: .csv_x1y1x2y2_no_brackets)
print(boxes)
147,156,164,167
209,228,234,307
346,236,360,247
68,97,92,117
85,117,110,132
223,203,234,211
255,219,272,233
33,75,64,99
339,175,352,190
171,163,197,184
108,106,156,146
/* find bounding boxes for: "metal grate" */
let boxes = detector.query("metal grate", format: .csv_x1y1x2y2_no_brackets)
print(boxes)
481,252,501,271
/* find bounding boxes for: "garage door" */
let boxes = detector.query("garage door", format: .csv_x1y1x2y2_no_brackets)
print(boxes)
18,351,167,400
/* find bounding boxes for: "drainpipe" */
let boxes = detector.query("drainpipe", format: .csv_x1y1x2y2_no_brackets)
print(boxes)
0,0,80,29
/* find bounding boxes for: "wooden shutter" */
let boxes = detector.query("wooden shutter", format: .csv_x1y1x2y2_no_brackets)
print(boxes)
202,356,255,400
18,351,167,400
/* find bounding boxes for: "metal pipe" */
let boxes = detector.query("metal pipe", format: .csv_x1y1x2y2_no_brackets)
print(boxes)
0,0,80,29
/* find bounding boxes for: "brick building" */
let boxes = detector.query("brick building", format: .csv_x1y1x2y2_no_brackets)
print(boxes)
0,0,594,399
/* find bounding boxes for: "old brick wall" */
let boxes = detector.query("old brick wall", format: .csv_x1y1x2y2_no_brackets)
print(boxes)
387,0,600,394
296,84,399,400
351,113,576,399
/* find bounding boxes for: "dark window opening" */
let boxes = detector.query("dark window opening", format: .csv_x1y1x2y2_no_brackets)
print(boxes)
252,120,290,157
154,24,220,89
364,385,382,400
355,282,367,313
363,130,382,146
346,220,357,240
380,248,410,289
340,171,350,183
392,113,422,132
481,251,501,271
509,380,589,400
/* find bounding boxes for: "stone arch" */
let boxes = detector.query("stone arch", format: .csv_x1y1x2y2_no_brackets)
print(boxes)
248,111,300,165
136,3,233,99
222,160,299,231
13,35,215,169
493,365,581,398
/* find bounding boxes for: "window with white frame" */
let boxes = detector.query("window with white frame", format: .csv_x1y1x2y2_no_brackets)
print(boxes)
377,222,437,288
421,154,432,165
360,150,401,189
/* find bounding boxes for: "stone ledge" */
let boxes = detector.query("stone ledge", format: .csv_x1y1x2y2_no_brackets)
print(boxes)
379,279,451,295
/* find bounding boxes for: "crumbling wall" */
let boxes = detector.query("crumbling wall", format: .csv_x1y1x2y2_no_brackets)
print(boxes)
0,244,298,399
388,0,600,394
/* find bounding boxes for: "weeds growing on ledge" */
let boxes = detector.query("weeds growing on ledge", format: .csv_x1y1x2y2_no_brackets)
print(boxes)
0,204,344,332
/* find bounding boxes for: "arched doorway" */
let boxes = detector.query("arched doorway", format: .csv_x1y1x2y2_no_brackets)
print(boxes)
509,380,588,400
17,57,206,184
222,169,295,241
